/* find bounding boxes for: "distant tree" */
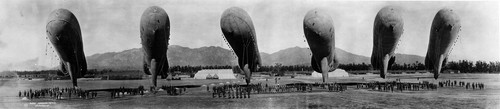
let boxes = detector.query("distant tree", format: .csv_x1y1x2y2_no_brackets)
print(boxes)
272,63,284,76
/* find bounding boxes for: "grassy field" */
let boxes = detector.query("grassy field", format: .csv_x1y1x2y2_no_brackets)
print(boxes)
0,73,499,109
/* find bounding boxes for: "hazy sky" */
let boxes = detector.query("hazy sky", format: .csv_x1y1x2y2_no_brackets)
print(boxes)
0,0,498,67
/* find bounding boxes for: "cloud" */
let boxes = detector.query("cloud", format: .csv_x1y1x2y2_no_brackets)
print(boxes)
0,40,6,48
0,30,5,48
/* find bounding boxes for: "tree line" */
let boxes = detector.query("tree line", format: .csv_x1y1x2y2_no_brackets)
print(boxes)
9,60,500,76
168,60,500,73
443,60,500,73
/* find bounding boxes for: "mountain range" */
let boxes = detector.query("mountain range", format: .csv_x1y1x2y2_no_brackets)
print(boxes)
5,45,425,71
85,45,425,70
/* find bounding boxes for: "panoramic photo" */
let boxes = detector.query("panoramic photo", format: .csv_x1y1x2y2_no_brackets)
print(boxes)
0,0,499,108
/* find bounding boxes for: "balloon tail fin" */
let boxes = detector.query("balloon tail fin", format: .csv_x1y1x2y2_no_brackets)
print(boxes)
321,57,329,83
381,55,391,79
243,64,251,84
66,62,78,87
150,59,157,87
434,56,445,79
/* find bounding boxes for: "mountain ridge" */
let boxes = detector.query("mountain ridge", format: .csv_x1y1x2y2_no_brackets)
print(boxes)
84,45,424,70
6,45,425,71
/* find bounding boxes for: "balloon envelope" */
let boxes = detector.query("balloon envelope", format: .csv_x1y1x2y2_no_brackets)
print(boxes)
46,9,87,87
220,7,261,84
140,6,170,87
425,8,461,79
303,9,339,82
371,6,404,79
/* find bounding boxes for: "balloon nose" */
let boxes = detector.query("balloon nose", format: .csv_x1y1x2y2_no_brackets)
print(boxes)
47,20,70,37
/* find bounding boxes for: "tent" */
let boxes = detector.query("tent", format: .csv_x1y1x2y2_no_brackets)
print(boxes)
206,74,213,79
311,69,349,77
213,74,219,79
194,69,236,79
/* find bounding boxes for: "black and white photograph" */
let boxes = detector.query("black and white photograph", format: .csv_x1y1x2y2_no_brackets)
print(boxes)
0,0,498,108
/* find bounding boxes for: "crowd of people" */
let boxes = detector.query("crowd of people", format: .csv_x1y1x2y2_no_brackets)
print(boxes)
208,82,351,99
210,84,252,99
110,86,145,98
159,85,187,95
357,81,438,92
312,82,348,92
18,87,97,100
439,80,485,90
18,86,149,100
19,79,487,100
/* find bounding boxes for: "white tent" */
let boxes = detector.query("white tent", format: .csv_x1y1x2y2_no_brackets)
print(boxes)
194,69,236,79
213,74,219,79
311,69,349,77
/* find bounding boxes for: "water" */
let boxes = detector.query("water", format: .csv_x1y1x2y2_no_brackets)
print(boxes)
0,73,499,108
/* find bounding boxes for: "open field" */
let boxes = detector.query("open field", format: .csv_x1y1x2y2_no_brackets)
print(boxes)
0,73,499,109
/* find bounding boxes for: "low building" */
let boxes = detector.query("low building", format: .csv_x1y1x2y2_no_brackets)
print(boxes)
311,69,349,77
